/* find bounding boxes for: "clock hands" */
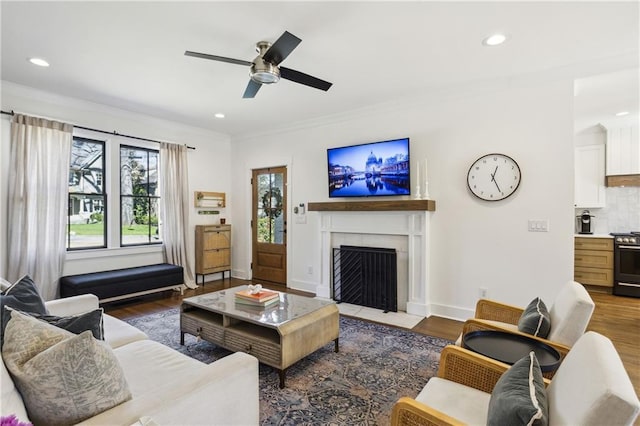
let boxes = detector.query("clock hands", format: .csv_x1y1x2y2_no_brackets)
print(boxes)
490,166,501,193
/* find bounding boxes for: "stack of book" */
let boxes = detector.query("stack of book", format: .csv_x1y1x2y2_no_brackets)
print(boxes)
234,288,280,307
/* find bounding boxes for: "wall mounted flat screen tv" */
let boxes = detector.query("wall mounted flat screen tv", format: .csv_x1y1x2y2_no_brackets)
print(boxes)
327,137,410,198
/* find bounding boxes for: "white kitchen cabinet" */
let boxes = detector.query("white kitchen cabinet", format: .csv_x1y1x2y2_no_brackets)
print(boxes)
605,124,639,176
575,144,606,208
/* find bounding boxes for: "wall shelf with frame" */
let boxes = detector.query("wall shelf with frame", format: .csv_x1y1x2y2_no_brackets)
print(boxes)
194,191,226,208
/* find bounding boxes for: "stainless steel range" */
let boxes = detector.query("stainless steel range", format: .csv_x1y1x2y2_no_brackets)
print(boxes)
610,232,640,298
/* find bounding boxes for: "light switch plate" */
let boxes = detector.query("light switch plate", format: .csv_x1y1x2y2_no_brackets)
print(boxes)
528,219,549,232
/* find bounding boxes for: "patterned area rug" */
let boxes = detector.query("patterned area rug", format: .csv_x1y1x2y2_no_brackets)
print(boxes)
125,308,451,425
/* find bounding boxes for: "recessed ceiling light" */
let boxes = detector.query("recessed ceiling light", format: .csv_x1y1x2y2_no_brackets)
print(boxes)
28,57,50,67
214,113,225,119
482,33,508,46
615,111,629,117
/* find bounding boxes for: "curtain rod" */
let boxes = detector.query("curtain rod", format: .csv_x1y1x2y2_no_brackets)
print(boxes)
1,109,196,150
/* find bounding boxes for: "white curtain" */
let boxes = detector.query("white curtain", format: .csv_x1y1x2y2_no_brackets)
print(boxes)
159,142,196,289
7,114,73,301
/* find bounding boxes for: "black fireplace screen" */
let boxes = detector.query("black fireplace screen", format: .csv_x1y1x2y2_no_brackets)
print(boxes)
332,245,397,312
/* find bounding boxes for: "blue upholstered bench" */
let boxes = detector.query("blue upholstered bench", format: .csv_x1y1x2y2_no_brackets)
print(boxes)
60,263,184,303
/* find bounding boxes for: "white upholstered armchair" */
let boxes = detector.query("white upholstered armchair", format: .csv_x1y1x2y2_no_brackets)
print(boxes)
457,280,595,376
392,331,640,426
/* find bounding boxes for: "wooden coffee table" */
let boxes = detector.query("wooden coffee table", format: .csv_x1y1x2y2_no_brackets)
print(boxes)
180,285,339,388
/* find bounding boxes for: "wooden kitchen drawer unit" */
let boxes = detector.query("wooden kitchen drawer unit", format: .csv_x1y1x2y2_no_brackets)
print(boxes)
574,266,614,287
574,249,614,268
574,237,613,251
574,237,614,288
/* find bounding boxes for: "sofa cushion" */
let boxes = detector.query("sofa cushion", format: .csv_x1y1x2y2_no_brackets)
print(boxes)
76,351,260,426
487,352,548,426
417,377,491,425
102,314,149,349
518,297,551,338
2,310,131,425
0,275,47,346
113,339,207,396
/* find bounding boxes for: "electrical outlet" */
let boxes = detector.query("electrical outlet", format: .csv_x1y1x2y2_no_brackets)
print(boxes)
307,265,313,275
479,287,488,298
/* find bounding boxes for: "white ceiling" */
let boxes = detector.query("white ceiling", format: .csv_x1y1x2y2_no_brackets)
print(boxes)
1,1,638,137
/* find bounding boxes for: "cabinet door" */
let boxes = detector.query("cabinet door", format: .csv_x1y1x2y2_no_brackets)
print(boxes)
606,125,640,176
574,266,613,287
574,249,614,269
203,230,230,250
203,249,230,270
575,145,605,208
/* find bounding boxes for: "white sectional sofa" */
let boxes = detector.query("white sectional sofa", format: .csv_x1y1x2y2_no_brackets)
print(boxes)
1,293,260,425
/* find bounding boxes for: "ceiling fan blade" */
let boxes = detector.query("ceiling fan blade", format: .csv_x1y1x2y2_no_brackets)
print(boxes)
262,31,301,65
184,51,252,67
243,80,262,98
280,67,333,91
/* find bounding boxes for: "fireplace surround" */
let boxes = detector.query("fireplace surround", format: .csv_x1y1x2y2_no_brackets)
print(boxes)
314,208,433,317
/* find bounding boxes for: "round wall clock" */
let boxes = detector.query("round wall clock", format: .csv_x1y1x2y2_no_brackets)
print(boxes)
467,153,521,201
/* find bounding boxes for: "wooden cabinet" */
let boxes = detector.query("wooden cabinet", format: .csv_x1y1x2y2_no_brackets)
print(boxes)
195,224,231,284
574,237,613,288
574,145,606,208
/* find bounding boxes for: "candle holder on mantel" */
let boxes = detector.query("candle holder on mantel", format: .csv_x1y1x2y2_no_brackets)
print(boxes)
423,181,430,199
414,161,422,199
414,184,422,200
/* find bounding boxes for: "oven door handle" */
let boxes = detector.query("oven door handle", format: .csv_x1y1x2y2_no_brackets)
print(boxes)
617,282,640,288
618,245,640,250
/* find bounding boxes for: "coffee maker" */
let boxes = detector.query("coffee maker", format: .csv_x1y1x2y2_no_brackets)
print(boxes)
577,210,595,234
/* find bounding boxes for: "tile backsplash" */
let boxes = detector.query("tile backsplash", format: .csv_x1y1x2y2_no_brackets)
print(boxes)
576,186,640,234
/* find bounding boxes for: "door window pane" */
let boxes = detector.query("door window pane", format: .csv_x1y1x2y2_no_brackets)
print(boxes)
256,172,284,244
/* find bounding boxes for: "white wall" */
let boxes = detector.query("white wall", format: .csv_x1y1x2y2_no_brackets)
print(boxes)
1,78,576,320
231,79,576,319
0,82,231,279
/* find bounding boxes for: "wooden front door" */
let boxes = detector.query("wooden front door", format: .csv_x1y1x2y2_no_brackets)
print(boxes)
252,166,287,284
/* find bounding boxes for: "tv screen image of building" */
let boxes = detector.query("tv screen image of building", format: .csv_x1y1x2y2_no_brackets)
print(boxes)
327,138,410,198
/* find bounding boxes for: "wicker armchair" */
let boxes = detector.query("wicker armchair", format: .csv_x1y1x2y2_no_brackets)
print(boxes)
457,281,594,377
391,344,531,426
391,332,640,426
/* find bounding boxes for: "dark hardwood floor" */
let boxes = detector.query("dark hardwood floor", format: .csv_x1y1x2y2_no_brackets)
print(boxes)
104,278,640,399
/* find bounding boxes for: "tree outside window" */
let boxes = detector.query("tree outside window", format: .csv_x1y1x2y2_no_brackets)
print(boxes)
120,145,161,246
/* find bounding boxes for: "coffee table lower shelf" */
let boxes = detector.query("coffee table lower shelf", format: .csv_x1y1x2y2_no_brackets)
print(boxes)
180,302,339,388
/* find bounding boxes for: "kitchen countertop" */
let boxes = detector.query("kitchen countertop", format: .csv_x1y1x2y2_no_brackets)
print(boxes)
574,234,613,238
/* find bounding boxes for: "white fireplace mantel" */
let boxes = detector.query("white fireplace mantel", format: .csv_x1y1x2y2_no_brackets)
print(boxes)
315,209,433,317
